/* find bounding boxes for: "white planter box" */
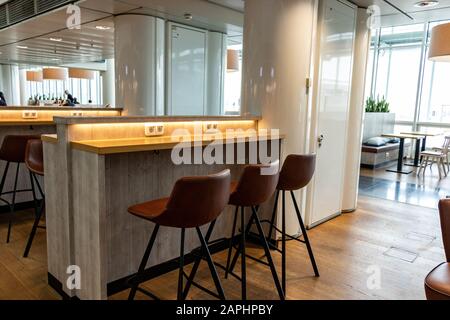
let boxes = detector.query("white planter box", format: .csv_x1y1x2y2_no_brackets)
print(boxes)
362,112,396,142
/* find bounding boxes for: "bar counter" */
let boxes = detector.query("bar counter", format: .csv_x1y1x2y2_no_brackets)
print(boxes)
0,106,122,207
41,115,283,300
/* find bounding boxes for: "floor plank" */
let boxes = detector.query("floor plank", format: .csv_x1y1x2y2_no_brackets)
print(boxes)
0,195,445,300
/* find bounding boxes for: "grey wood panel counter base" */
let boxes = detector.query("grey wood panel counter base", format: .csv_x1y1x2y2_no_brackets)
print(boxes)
44,128,282,300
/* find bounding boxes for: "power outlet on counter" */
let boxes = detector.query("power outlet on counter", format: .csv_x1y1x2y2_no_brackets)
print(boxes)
203,122,219,133
71,111,84,117
145,123,165,137
22,110,38,119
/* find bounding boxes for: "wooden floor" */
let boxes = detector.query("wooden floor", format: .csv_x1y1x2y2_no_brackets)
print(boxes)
0,195,445,300
360,161,450,190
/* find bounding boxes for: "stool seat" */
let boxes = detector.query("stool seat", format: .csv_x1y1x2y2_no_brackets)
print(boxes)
128,198,170,223
25,139,44,176
0,135,41,163
425,262,450,300
127,169,230,301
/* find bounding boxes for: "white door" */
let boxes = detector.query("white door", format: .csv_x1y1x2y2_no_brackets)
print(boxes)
167,23,207,116
307,0,356,227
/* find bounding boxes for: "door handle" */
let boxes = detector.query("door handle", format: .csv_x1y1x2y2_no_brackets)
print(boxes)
318,134,324,148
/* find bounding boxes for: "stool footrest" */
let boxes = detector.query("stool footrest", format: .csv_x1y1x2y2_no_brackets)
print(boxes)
260,219,306,243
182,271,221,299
136,286,161,300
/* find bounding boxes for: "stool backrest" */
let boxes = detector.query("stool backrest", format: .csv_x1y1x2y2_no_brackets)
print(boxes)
442,136,450,155
163,169,231,228
0,135,41,163
230,161,280,206
25,139,44,176
438,199,450,262
278,154,316,191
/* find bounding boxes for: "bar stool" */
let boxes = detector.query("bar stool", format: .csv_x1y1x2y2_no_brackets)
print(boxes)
0,135,40,243
23,139,45,258
224,161,285,300
127,169,231,300
266,154,320,295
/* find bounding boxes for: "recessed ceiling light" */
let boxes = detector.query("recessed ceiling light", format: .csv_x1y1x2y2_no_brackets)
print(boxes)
49,37,62,42
17,45,28,49
95,25,111,30
184,13,193,20
51,58,60,61
414,0,439,8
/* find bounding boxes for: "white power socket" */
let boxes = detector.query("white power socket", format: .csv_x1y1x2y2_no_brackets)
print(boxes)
145,123,165,137
71,111,84,117
203,122,219,133
22,110,38,119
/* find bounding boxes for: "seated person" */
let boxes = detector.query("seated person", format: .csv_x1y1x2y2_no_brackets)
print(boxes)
63,90,75,107
0,92,7,106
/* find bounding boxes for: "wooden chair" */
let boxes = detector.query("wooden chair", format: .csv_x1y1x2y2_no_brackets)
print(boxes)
418,136,450,179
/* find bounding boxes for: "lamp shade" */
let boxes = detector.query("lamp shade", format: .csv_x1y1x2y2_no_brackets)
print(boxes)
43,67,68,80
429,22,450,62
227,49,240,72
26,70,43,82
69,68,95,80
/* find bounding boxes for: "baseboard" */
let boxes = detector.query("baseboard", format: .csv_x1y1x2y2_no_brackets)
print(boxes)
48,273,79,300
0,201,35,214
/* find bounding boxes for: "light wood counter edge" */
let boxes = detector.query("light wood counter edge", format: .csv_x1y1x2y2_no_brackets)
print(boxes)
54,115,261,125
0,120,55,126
42,134,58,144
71,134,285,155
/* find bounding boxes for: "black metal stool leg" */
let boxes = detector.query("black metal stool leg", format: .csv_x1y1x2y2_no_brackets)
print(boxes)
177,228,186,300
23,171,43,257
281,191,286,294
6,163,20,243
128,224,160,300
195,227,226,300
0,161,9,196
182,220,216,298
240,206,246,300
225,206,239,279
251,206,285,300
290,191,319,277
228,211,255,276
268,190,280,242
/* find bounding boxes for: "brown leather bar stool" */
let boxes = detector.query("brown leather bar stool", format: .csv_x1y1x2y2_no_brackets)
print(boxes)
127,169,230,300
224,161,285,300
226,155,319,297
424,199,450,300
0,135,40,243
23,139,45,258
266,154,320,294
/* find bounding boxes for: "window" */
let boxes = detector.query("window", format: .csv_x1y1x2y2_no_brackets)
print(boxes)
24,67,102,105
224,44,242,115
370,24,425,122
419,20,450,124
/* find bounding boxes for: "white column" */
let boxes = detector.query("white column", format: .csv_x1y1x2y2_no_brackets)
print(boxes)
241,0,316,235
342,8,371,212
19,68,28,105
206,32,226,116
114,15,165,115
0,64,21,105
102,58,115,107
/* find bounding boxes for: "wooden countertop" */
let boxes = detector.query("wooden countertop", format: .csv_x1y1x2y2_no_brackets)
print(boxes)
42,134,58,143
0,119,55,126
0,106,122,111
71,133,284,155
382,133,425,139
54,115,261,125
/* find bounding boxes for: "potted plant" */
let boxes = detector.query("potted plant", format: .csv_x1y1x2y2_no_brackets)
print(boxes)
363,96,395,142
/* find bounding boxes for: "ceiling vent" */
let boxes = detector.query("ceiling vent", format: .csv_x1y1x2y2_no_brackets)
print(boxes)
0,5,7,28
0,0,72,30
7,0,35,24
36,0,69,13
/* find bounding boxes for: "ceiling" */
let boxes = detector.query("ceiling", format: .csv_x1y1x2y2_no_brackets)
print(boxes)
0,0,450,66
